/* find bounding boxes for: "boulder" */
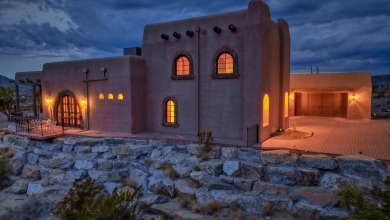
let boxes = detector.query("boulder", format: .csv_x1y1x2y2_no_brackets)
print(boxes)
150,201,182,217
48,169,66,185
97,159,113,170
320,172,352,191
300,154,337,170
223,161,241,176
150,149,162,159
74,153,98,160
22,165,41,179
238,195,263,214
165,153,187,165
11,179,29,194
174,210,212,220
221,147,238,159
262,196,293,217
27,153,39,164
73,146,91,153
261,150,297,165
237,148,261,163
113,145,131,155
27,182,44,196
210,190,239,206
172,165,191,178
62,145,74,152
233,177,255,191
174,179,197,199
336,155,382,179
297,167,320,186
4,135,30,147
130,145,154,157
104,138,125,145
129,169,148,190
266,166,297,185
252,182,288,195
88,170,110,183
91,145,110,153
291,201,322,219
102,152,116,159
66,170,87,182
241,161,263,179
200,159,224,175
187,144,204,155
162,146,173,156
74,160,95,170
9,158,24,175
104,182,122,195
75,138,104,146
195,187,214,205
290,187,337,207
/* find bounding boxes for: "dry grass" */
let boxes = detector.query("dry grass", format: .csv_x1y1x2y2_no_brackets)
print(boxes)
272,129,312,140
161,163,179,179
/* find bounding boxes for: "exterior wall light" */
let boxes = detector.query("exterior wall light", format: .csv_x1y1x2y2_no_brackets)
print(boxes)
45,97,52,106
213,26,221,34
161,34,169,40
173,32,181,39
186,30,194,37
228,24,237,32
352,93,356,101
80,98,87,109
82,68,89,74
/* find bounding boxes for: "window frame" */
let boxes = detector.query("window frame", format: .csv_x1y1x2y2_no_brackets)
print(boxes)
171,52,195,80
212,48,239,79
162,97,179,127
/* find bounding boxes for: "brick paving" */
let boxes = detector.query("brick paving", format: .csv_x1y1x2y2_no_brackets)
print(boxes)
261,116,390,161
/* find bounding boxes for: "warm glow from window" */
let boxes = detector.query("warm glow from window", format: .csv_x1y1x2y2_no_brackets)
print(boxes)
98,93,104,100
217,53,234,74
117,93,124,100
108,93,113,100
284,92,288,117
263,94,269,127
166,100,175,123
176,56,190,75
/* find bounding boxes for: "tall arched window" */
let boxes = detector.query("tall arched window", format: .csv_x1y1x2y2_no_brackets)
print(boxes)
117,93,124,100
212,48,239,79
108,93,114,100
172,52,194,80
176,56,190,75
284,92,289,118
263,94,269,127
98,93,104,100
163,97,178,127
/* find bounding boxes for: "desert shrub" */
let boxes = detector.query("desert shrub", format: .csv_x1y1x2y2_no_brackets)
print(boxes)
144,159,154,167
196,131,213,152
51,178,147,220
161,163,179,179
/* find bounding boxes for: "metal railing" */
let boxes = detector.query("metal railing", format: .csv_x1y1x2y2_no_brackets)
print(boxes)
14,117,64,136
247,124,259,147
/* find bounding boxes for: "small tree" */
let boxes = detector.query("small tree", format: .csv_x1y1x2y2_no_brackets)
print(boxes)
0,86,14,120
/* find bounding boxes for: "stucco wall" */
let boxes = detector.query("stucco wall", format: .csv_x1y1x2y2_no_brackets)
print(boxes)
290,72,372,120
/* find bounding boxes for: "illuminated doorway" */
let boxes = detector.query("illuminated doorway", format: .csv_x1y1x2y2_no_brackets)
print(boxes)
56,92,82,128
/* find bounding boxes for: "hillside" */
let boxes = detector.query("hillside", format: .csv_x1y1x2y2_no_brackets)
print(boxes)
372,74,390,85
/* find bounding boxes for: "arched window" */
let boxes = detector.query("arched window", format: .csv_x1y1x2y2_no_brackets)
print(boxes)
108,93,114,100
163,97,178,127
117,93,124,100
284,92,289,117
263,94,269,127
212,48,239,79
98,93,104,100
172,52,194,80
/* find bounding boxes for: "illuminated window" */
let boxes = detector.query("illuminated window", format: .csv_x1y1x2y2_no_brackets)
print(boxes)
263,94,269,127
117,93,124,100
108,93,114,100
98,93,104,100
284,92,288,117
212,48,239,79
163,97,178,127
172,52,194,80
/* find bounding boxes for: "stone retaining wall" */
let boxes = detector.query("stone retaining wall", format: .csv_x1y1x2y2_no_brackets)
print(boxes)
1,134,389,219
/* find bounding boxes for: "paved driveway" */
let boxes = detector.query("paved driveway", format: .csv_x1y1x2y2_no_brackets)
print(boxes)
261,116,390,161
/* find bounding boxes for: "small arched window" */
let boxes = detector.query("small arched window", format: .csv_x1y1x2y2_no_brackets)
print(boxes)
98,93,104,100
212,48,239,79
172,52,194,80
163,97,178,127
284,92,289,118
108,93,114,100
263,94,270,127
176,56,190,75
117,93,124,100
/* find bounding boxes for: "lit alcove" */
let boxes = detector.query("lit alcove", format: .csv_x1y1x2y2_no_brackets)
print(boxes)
108,93,114,100
117,93,124,100
284,92,289,117
263,94,269,127
98,93,104,100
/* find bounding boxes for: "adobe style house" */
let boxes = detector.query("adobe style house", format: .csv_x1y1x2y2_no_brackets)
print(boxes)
15,0,290,144
289,72,372,120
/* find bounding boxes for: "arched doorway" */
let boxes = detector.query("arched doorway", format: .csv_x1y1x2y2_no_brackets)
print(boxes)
55,91,82,128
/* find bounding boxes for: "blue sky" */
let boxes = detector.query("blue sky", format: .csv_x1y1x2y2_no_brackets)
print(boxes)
0,0,389,79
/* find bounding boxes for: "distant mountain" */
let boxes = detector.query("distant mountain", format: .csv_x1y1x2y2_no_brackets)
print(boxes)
0,75,13,87
372,74,390,85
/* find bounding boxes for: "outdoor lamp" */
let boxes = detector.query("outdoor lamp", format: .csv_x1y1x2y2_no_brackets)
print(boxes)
46,97,52,106
352,93,356,101
173,32,181,39
81,98,87,109
186,30,194,37
228,24,237,32
213,26,221,34
161,34,169,40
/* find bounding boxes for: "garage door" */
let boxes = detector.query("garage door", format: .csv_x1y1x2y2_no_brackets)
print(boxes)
295,92,348,118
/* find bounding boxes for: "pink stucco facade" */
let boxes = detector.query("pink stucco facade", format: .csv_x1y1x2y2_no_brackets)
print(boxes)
15,0,290,145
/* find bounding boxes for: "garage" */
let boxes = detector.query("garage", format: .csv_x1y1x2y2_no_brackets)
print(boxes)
294,92,348,118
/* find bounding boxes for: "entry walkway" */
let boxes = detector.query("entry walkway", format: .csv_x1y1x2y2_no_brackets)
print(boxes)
261,116,390,161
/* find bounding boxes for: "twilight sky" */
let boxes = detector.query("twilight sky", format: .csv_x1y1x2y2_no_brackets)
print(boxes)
0,0,389,79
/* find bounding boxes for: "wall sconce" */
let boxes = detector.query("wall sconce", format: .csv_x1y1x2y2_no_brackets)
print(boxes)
173,32,181,39
352,93,356,101
45,97,53,106
100,67,107,78
213,26,221,34
80,98,87,109
228,24,237,32
161,34,169,40
186,30,194,37
82,68,89,74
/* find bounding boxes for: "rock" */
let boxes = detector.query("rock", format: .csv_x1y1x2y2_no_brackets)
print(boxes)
9,158,24,175
205,146,221,159
221,147,237,159
73,145,91,153
22,165,41,179
320,172,351,191
210,190,239,206
200,159,224,175
262,150,297,165
162,146,173,156
233,177,254,191
33,148,52,157
48,169,66,185
186,156,201,167
113,145,131,155
63,137,77,145
4,135,30,147
290,187,337,207
74,153,98,160
190,171,205,182
75,138,104,146
74,160,95,170
88,170,110,182
166,153,187,165
174,210,211,220
187,144,204,155
196,187,214,205
66,170,87,182
43,157,74,169
237,148,261,163
150,149,162,159
300,154,337,170
238,195,263,214
97,159,113,170
129,169,148,190
174,179,197,199
219,175,235,184
297,167,320,186
27,153,39,164
262,196,293,217
62,144,74,152
319,208,349,220
241,161,263,179
223,161,241,176
27,182,44,196
105,138,125,145
130,145,153,157
102,152,116,159
292,201,322,219
150,201,182,217
91,145,110,153
252,182,288,195
39,142,62,152
104,182,122,195
141,214,165,220
336,155,382,179
172,165,192,178
140,194,169,205
267,166,297,185
11,179,29,194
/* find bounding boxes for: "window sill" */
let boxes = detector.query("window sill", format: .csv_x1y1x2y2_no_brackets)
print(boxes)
211,73,240,79
162,123,179,128
171,75,195,80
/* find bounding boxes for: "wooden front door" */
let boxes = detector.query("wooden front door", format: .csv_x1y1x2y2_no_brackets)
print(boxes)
295,92,348,118
57,94,82,127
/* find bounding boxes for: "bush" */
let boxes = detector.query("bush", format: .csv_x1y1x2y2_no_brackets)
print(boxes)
51,178,147,220
196,131,213,152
